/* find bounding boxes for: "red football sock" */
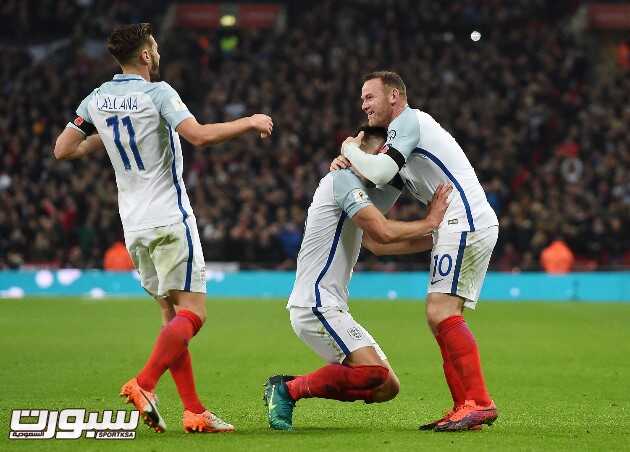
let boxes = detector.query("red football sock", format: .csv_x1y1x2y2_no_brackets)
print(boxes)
338,389,378,403
169,349,206,414
437,315,492,406
137,310,203,392
435,333,466,408
286,364,388,402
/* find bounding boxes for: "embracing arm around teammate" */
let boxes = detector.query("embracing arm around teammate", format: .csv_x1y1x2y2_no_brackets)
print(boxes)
352,183,451,245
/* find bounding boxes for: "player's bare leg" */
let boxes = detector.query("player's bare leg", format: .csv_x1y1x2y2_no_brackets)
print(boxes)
422,293,497,431
158,296,176,325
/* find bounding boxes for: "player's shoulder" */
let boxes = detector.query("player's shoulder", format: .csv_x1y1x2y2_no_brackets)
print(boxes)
151,80,178,95
388,106,421,134
331,169,366,196
143,81,181,106
415,109,439,127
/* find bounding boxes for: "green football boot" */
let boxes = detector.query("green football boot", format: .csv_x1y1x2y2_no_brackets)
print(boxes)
263,375,296,431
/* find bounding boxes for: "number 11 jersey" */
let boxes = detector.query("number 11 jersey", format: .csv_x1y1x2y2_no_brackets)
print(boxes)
68,73,194,232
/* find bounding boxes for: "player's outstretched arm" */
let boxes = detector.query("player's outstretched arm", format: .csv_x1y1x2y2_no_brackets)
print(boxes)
176,114,273,147
352,184,452,244
341,133,398,185
53,128,103,160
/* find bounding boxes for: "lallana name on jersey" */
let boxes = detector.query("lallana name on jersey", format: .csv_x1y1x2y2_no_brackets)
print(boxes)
97,95,139,112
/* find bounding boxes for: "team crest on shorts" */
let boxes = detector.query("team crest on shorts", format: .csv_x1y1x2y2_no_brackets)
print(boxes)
347,327,363,340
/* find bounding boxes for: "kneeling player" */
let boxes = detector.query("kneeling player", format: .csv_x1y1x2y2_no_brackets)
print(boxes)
263,126,452,430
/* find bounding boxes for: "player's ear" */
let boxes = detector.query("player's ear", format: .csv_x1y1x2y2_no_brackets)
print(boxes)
140,47,151,65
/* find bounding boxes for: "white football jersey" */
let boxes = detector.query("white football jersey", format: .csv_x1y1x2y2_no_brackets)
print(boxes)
69,74,194,232
386,106,498,233
287,169,400,310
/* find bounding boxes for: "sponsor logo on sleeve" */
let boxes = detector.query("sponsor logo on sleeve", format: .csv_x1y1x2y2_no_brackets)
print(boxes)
388,129,397,141
73,116,85,127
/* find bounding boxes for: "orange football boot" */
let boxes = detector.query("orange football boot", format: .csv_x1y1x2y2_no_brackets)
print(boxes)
120,378,166,432
434,400,498,431
419,406,459,431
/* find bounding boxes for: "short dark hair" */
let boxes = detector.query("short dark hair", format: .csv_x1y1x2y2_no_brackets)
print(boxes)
362,71,407,98
356,125,387,142
107,23,153,65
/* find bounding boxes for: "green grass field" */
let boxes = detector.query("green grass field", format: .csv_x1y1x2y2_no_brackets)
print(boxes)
1,297,629,451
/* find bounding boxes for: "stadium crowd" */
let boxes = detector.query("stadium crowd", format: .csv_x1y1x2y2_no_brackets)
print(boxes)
0,0,628,271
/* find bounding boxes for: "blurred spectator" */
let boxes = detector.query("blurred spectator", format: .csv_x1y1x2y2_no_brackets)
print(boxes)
541,239,575,274
617,39,630,71
103,241,134,271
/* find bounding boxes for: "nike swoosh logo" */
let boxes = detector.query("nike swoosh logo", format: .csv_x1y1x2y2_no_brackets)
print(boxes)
430,278,444,285
268,386,277,412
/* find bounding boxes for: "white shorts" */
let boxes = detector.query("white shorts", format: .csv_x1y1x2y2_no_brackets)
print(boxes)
125,216,206,298
289,306,387,364
428,225,498,309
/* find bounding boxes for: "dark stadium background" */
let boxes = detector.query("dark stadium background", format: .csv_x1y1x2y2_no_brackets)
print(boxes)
0,0,628,272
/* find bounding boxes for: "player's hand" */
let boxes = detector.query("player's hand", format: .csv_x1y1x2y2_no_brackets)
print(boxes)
341,131,364,154
249,114,273,138
426,183,453,229
330,155,351,171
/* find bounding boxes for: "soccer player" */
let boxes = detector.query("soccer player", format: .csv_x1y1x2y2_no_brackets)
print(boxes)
53,23,273,433
335,71,500,431
263,125,453,431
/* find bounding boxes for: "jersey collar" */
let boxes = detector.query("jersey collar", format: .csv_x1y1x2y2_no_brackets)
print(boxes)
112,74,144,81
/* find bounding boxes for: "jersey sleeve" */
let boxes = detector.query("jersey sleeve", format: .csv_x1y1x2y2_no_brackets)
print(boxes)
154,82,194,129
385,108,421,161
76,91,94,123
67,89,96,135
332,170,374,218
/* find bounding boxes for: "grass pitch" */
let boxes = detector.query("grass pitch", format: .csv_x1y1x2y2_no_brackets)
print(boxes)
1,297,629,451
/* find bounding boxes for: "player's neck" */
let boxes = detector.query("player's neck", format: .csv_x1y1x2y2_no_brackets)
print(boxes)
390,103,408,122
120,65,150,81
